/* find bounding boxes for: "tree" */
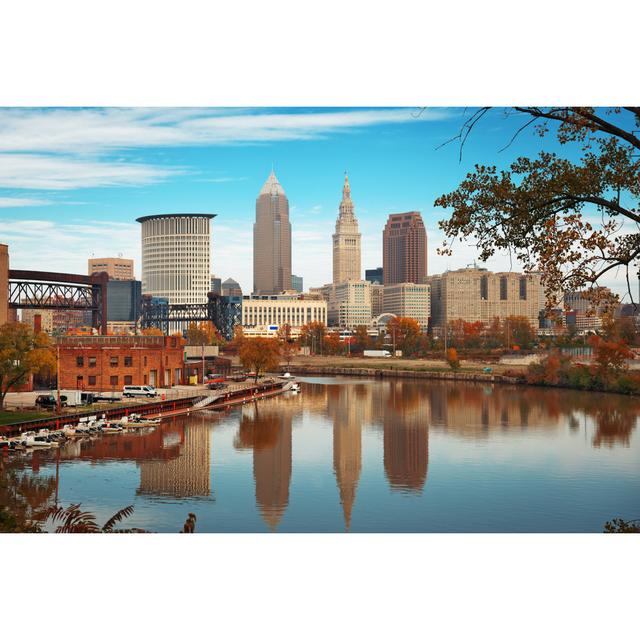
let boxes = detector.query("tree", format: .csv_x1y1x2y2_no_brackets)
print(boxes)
353,325,372,354
386,317,422,356
504,316,536,350
323,331,343,355
485,317,504,349
0,323,56,409
435,108,640,310
277,324,297,370
446,347,460,370
238,338,281,383
186,321,210,346
588,334,633,384
299,321,327,355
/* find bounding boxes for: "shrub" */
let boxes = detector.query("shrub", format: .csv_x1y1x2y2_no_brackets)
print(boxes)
446,347,460,370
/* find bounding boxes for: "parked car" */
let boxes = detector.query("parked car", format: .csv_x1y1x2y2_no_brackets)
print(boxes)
122,385,157,398
207,381,227,390
35,394,67,408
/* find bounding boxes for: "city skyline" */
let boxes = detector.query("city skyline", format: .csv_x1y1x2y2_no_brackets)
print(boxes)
0,107,636,300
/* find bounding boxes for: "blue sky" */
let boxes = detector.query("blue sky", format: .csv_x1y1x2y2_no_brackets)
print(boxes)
0,107,635,299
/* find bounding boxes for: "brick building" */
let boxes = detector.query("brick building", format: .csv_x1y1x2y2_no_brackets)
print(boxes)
55,335,186,391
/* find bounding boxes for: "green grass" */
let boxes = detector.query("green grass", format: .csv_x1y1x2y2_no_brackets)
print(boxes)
0,410,50,426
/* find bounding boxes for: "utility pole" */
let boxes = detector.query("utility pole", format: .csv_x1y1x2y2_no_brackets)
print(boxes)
56,345,61,415
201,342,205,384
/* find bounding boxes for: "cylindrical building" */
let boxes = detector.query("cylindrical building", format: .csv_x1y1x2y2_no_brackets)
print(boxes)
137,214,215,305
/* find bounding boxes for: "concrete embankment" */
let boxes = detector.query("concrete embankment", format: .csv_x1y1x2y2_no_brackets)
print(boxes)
285,365,523,386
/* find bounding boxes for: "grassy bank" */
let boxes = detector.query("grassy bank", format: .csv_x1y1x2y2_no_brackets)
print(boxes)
0,410,49,426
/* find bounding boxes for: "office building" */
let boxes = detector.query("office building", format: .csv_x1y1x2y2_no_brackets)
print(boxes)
332,174,361,283
88,257,134,281
383,282,430,329
291,274,303,293
242,293,327,334
253,170,291,294
365,267,384,285
312,280,372,329
137,213,214,305
426,268,542,328
221,278,242,297
210,275,222,295
564,288,616,332
383,212,427,285
371,283,384,318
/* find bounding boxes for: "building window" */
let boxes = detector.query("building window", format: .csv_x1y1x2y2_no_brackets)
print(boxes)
124,375,133,385
110,356,119,367
480,276,488,300
124,356,133,367
519,277,527,300
144,356,147,366
76,356,84,367
88,376,96,386
500,277,508,301
76,375,83,388
89,356,96,368
110,375,118,387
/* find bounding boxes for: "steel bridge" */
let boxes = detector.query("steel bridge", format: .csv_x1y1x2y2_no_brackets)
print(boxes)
141,293,241,340
8,270,109,334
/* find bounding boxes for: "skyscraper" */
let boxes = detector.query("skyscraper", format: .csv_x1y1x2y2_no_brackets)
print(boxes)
382,212,427,285
88,257,134,281
137,213,214,305
253,170,292,294
333,174,361,283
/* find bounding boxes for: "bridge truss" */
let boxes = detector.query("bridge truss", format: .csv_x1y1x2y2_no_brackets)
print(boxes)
8,270,109,334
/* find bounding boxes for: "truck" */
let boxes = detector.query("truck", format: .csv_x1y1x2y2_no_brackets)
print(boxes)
59,390,96,407
363,350,392,358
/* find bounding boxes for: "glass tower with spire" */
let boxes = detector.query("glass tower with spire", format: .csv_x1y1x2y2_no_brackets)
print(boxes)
332,173,362,284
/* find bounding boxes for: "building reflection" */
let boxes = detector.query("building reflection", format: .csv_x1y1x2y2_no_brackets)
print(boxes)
234,398,294,531
382,382,429,493
138,418,212,498
327,384,363,530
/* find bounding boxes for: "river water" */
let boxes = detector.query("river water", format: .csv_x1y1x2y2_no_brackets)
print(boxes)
2,376,639,532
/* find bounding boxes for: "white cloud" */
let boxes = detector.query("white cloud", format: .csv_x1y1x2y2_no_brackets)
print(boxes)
0,153,180,190
0,107,453,154
0,196,52,207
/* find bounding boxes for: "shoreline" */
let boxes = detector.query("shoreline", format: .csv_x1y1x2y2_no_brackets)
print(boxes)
284,363,640,397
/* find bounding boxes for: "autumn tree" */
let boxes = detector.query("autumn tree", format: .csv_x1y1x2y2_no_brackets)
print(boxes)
446,347,460,370
238,338,281,383
277,323,297,370
353,325,372,354
323,331,343,355
299,321,327,355
504,316,536,350
435,108,640,311
588,334,633,384
386,317,422,356
0,323,56,409
185,321,220,346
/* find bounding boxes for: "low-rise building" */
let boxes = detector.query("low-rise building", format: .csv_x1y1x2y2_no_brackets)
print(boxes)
241,293,327,334
383,282,430,329
426,268,542,329
55,334,186,391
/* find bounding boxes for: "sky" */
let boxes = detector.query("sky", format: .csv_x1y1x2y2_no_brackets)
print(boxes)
0,107,636,299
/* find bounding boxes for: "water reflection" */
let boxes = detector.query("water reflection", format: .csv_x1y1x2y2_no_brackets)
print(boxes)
2,378,638,533
234,401,293,531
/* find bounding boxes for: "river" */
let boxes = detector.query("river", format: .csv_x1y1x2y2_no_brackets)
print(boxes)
2,376,639,532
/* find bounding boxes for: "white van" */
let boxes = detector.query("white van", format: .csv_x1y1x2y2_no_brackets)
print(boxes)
122,385,157,398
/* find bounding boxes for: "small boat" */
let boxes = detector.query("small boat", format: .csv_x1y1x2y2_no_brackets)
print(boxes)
278,372,296,381
101,424,124,433
62,424,77,437
289,382,301,393
21,432,52,448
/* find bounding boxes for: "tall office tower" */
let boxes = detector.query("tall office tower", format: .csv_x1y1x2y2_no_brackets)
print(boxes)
88,257,134,281
253,170,291,294
291,274,303,293
210,274,222,295
137,213,215,305
383,212,427,285
365,267,383,284
332,174,361,283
